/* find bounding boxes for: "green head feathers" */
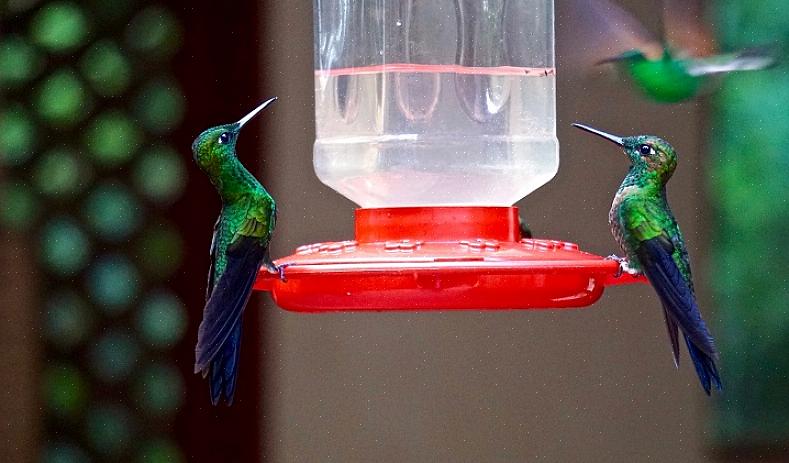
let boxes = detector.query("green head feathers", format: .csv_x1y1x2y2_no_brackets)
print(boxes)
572,123,677,183
192,97,277,175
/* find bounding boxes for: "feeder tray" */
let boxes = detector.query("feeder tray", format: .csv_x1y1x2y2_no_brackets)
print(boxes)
254,207,644,312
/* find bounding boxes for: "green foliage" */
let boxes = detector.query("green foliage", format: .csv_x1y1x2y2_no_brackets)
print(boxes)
132,145,187,204
43,363,88,418
0,104,37,166
133,363,184,417
85,404,134,456
89,329,141,383
135,290,187,349
44,290,94,351
86,253,140,313
5,2,187,459
84,111,142,166
30,1,90,53
125,6,182,59
32,146,92,198
40,216,91,275
710,0,789,448
83,181,142,242
0,35,43,87
80,40,132,96
35,68,92,127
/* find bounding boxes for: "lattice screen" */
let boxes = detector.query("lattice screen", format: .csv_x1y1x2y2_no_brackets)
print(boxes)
1,1,188,460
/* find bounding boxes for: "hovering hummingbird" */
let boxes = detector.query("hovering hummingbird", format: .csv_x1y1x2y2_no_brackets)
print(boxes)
572,122,722,395
599,46,775,103
559,0,775,103
192,98,283,405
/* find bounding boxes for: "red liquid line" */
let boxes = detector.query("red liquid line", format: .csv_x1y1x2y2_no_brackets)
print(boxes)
315,63,557,77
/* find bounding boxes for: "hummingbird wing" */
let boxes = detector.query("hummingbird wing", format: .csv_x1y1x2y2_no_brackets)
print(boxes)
685,47,776,76
661,304,681,368
558,0,663,73
194,230,267,375
195,196,276,405
619,197,718,357
635,235,717,357
206,216,221,302
661,0,716,57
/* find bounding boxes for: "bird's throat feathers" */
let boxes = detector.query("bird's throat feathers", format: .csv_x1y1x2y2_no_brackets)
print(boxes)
207,158,268,204
620,166,665,197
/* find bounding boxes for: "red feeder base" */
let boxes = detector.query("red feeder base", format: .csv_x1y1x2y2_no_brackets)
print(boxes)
254,207,644,312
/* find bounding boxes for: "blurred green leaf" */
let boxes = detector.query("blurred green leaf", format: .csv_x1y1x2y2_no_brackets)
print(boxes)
35,69,92,128
89,329,140,383
83,181,142,242
43,363,88,418
0,181,39,230
80,40,132,97
135,290,186,349
41,216,91,276
0,104,37,166
133,363,184,417
125,6,182,60
44,289,93,351
132,145,187,204
85,403,135,456
86,253,140,313
30,1,90,53
133,78,185,133
0,35,43,88
84,111,143,166
33,146,92,198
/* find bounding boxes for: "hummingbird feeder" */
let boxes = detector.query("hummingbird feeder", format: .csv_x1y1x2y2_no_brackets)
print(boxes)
254,0,642,311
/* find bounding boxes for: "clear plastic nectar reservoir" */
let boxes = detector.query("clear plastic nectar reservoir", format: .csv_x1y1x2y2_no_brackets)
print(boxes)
313,0,558,207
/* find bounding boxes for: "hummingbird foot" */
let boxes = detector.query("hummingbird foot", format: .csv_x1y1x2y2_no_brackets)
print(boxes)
269,263,290,282
606,254,641,278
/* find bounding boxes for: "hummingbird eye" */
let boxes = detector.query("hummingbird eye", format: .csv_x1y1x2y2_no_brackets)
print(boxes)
639,144,655,156
218,132,231,145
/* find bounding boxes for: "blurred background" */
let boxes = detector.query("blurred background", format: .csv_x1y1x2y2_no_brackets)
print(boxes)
1,0,788,461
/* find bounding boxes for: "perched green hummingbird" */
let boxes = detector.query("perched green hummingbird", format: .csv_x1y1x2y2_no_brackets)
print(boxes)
572,122,722,395
599,46,775,103
192,97,283,405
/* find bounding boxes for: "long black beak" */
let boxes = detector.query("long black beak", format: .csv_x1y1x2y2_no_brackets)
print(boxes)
595,55,628,66
572,123,625,146
236,97,277,129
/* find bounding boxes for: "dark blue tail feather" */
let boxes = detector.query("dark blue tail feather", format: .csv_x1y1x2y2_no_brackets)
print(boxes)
684,334,722,395
209,319,243,405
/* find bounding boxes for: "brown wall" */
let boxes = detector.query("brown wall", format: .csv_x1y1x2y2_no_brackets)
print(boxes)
257,1,713,461
0,232,39,463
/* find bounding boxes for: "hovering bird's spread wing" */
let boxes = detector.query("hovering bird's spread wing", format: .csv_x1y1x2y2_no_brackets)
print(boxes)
559,0,663,73
686,47,776,76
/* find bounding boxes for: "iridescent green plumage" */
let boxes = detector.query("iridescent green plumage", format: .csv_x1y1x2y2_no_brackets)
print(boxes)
192,98,280,405
573,123,721,395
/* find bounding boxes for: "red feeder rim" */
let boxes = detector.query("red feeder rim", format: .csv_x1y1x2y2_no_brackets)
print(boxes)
254,207,644,312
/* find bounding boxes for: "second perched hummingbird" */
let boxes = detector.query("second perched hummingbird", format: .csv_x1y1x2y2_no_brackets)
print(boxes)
192,98,282,405
572,122,722,395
